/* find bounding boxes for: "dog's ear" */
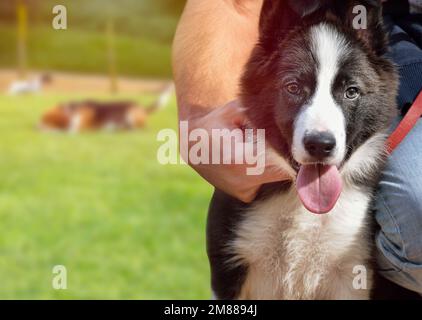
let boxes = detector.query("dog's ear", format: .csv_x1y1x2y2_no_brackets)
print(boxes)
330,0,387,56
258,0,330,51
259,0,387,56
258,0,298,51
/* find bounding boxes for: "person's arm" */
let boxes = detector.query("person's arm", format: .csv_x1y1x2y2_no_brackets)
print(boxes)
173,0,262,120
172,0,291,202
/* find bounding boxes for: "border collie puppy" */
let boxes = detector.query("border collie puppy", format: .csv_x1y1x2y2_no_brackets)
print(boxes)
207,0,398,299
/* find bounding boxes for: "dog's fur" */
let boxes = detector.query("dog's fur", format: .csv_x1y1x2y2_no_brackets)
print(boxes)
208,0,400,299
40,84,173,132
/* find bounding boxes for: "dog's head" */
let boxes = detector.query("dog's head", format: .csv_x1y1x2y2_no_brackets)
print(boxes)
241,0,398,213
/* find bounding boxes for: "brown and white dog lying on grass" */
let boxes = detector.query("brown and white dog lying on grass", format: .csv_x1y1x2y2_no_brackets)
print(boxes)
39,84,174,132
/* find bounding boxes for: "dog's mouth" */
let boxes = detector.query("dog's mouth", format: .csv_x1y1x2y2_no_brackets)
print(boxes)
291,159,343,215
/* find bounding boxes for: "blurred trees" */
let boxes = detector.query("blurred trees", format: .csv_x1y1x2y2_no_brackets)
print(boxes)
0,0,184,77
158,0,186,15
0,0,186,43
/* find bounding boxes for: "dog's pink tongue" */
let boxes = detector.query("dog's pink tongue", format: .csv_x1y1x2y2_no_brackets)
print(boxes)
296,164,342,214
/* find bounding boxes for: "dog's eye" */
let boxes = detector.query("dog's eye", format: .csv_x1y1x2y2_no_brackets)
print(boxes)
345,87,360,100
285,82,301,95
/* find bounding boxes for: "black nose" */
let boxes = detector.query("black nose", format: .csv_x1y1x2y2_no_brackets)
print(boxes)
303,131,336,160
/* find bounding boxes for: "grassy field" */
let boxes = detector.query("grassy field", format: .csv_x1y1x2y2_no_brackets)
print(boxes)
0,93,212,299
0,23,172,78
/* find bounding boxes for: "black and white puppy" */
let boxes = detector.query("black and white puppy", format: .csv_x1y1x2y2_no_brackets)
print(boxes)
207,0,399,299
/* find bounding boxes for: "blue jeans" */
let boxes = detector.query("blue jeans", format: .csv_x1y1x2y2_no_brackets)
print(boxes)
375,118,422,294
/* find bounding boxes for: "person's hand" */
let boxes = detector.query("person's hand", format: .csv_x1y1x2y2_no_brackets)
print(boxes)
181,100,293,203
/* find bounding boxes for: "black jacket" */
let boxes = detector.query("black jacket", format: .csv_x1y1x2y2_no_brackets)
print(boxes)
384,0,422,114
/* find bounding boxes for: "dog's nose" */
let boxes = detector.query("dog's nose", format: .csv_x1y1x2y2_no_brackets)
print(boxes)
303,131,336,160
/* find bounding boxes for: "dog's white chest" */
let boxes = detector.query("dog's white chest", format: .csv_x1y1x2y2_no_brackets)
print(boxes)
230,185,373,299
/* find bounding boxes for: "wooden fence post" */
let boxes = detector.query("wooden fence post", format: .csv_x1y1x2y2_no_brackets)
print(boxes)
16,0,28,79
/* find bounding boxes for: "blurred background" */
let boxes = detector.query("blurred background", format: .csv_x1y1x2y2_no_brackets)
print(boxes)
0,0,213,299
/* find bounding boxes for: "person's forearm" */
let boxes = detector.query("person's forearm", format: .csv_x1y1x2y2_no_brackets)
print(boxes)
172,0,262,121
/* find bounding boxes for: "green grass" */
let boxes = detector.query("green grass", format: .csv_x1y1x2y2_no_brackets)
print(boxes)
0,23,172,78
0,93,212,299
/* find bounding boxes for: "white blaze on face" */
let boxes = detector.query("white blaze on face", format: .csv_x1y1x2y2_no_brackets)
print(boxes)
292,24,349,166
